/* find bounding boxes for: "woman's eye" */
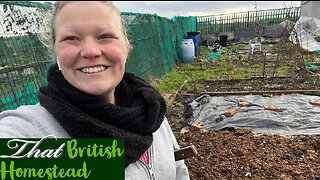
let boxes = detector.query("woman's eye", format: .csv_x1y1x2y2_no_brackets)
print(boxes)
65,36,77,41
99,34,111,39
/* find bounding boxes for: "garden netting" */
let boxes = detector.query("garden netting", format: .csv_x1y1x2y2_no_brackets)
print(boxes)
0,1,196,112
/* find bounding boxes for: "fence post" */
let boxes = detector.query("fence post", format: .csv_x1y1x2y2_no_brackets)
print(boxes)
247,11,250,27
210,17,213,34
214,17,218,33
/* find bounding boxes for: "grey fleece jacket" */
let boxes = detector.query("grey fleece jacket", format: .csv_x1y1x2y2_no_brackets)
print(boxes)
0,103,190,180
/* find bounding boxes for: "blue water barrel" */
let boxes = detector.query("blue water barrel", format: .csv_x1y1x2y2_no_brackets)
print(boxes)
185,36,198,56
186,31,200,56
180,39,195,63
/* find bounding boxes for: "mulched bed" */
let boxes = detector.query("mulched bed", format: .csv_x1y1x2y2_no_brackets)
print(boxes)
176,129,320,180
168,75,320,133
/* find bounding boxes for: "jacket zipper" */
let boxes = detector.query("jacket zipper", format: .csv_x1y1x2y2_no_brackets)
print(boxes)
138,145,155,180
138,160,155,179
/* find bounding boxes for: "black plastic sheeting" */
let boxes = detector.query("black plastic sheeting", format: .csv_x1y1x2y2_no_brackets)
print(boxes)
188,94,320,135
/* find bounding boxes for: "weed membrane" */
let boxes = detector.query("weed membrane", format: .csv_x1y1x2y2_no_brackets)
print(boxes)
188,93,320,135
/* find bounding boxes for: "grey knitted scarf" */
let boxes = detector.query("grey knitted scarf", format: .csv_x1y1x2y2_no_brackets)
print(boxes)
37,64,166,167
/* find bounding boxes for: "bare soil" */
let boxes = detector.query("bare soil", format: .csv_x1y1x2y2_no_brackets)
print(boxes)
176,129,320,180
201,76,320,93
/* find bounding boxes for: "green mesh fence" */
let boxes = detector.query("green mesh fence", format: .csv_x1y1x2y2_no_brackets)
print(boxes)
197,7,301,34
0,1,196,112
122,12,196,79
0,1,54,112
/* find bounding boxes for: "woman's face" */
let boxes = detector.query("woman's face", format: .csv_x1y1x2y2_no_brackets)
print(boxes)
53,2,129,103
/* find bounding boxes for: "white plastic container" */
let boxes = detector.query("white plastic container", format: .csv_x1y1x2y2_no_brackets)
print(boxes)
180,39,195,63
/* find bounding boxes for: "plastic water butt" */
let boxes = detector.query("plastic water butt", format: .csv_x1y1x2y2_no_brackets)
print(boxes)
186,31,201,56
180,39,195,63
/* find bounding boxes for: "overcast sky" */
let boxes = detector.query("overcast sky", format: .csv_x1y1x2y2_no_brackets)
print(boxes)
113,1,301,18
37,1,301,18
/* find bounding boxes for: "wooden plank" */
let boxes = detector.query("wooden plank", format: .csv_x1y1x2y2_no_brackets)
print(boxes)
310,100,320,106
198,75,298,83
200,90,320,96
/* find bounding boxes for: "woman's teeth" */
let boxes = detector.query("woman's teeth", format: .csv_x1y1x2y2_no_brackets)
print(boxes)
80,66,106,73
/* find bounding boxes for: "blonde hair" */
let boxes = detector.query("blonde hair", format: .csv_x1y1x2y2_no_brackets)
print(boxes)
40,1,130,48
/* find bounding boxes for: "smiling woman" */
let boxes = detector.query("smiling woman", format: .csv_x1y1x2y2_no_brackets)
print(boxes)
52,2,129,103
0,1,190,179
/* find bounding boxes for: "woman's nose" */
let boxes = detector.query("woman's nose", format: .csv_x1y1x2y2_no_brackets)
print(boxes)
80,39,102,58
